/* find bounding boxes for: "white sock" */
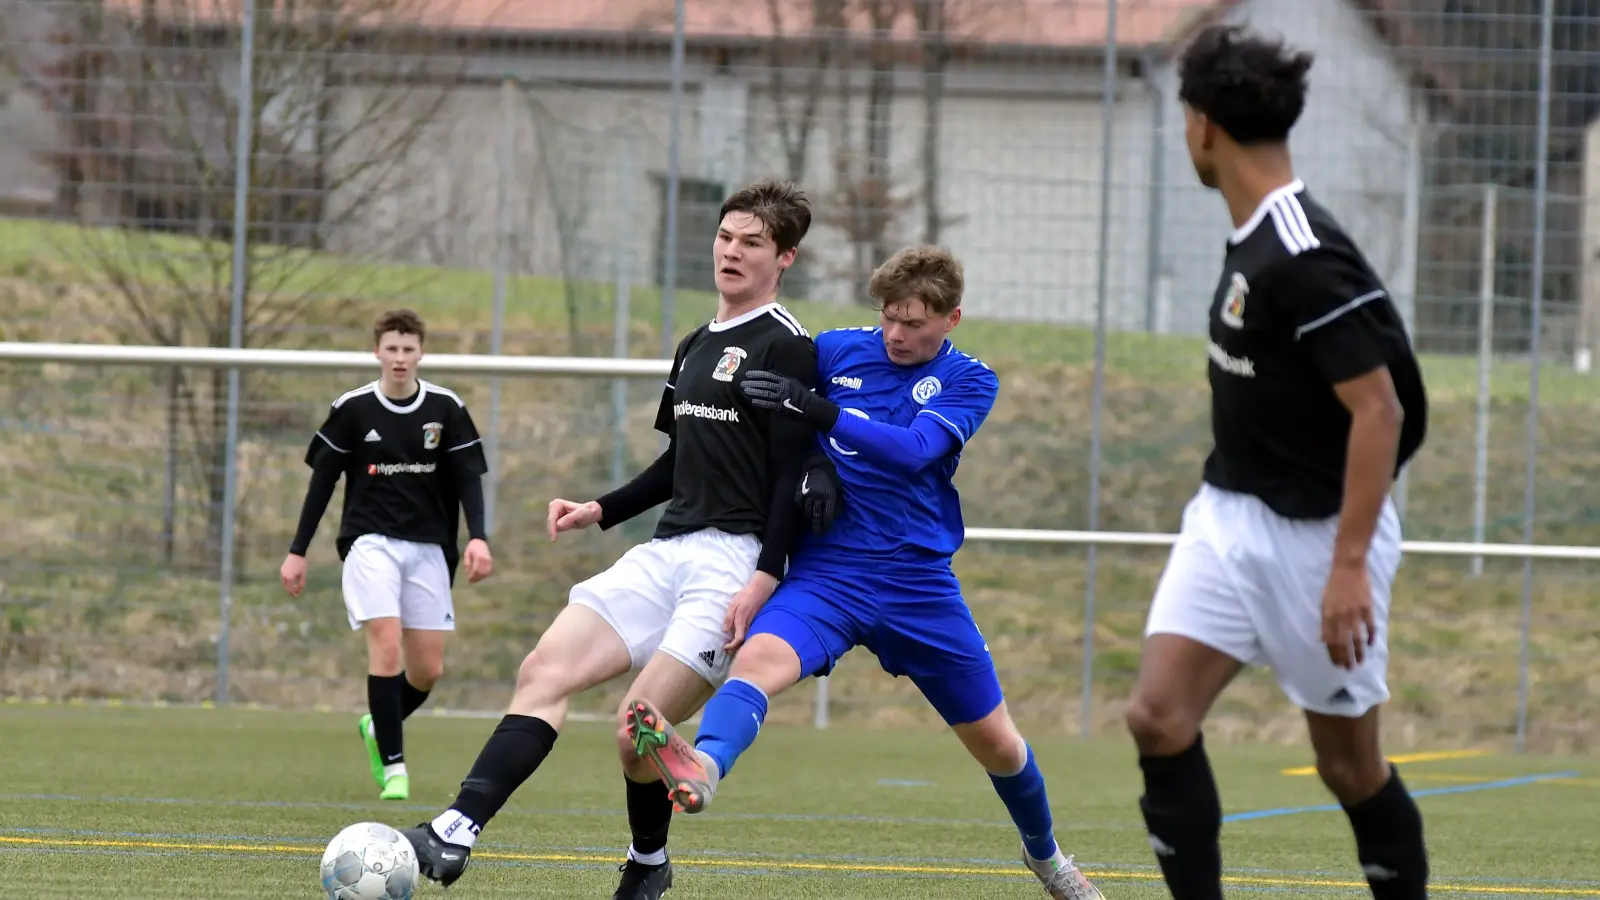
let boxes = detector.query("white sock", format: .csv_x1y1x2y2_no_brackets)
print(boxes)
1028,845,1070,869
431,810,478,848
628,843,667,866
382,762,408,780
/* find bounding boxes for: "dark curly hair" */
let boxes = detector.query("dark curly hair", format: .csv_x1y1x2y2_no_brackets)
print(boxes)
1178,24,1314,145
719,178,813,254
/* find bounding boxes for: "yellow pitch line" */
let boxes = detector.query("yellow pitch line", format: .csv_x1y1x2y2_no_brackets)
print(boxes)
2,834,1595,895
1282,749,1490,776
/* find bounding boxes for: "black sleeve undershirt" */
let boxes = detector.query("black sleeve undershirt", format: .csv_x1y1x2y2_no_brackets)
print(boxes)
457,470,488,541
289,453,343,556
595,439,677,530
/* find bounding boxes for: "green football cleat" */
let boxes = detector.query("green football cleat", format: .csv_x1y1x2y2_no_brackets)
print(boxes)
380,773,410,801
358,714,384,787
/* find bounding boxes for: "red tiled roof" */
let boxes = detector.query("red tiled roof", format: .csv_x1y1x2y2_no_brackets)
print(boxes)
107,0,1227,49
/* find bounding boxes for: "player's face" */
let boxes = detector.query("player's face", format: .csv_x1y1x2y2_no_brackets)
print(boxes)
880,296,959,365
1184,104,1220,189
374,330,423,386
713,211,794,303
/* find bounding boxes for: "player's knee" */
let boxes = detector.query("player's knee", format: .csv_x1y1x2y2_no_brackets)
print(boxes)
727,633,802,693
514,647,577,704
1124,693,1197,755
408,659,443,691
365,632,404,675
970,725,1029,773
1314,748,1388,803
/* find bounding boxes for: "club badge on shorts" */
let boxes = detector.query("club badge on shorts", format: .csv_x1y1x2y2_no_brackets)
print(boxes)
713,346,747,382
422,421,442,450
1221,272,1249,329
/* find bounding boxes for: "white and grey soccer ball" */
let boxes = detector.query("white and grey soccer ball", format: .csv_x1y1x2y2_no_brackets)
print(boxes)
319,822,419,900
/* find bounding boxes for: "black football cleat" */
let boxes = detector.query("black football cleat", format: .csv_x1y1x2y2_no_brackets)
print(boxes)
401,824,471,887
611,858,674,899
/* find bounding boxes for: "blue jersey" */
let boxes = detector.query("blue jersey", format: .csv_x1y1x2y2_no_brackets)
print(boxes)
796,327,999,563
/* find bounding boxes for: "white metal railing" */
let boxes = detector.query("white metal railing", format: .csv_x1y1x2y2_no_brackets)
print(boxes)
6,341,1598,733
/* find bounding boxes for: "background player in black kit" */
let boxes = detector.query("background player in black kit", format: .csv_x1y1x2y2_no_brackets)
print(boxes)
280,308,493,802
400,179,817,900
1123,25,1431,900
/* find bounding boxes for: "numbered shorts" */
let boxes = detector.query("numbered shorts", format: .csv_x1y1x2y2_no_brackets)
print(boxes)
568,529,760,685
341,534,455,631
749,556,1005,727
1144,483,1403,717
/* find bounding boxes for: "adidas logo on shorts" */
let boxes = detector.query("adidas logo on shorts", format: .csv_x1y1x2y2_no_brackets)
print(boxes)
699,649,716,668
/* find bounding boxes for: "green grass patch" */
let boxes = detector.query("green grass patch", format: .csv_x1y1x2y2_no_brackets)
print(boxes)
1,705,1597,898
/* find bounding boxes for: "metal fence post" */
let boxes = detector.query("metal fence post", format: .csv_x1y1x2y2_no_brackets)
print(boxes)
1080,0,1119,739
485,76,514,537
1515,0,1555,755
1472,184,1497,577
613,138,637,489
217,0,258,706
658,0,687,360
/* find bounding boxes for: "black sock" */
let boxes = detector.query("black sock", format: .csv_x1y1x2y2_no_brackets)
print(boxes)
367,673,407,767
400,675,431,719
448,714,559,828
1138,733,1225,900
1343,764,1429,900
625,775,673,858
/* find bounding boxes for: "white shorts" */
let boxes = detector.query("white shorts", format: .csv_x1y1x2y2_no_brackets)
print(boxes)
341,534,456,631
568,528,760,685
1144,483,1403,717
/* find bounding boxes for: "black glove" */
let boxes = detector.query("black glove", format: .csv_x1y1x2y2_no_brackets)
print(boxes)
740,370,841,432
795,448,842,535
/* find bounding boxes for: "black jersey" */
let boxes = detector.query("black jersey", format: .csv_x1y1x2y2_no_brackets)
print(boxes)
1201,180,1428,520
304,379,488,568
652,302,817,542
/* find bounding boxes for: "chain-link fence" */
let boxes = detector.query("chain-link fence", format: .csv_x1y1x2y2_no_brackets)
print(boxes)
1,0,1597,754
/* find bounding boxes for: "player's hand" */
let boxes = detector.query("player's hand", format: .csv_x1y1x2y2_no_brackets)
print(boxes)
740,370,840,432
547,498,603,541
1320,561,1376,670
463,538,493,583
723,571,778,652
280,553,308,598
796,452,842,535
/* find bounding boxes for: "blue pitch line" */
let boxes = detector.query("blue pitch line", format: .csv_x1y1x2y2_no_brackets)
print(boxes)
0,791,1132,832
1224,771,1579,823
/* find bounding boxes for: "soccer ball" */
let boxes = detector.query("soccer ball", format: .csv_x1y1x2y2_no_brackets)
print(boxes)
319,822,419,900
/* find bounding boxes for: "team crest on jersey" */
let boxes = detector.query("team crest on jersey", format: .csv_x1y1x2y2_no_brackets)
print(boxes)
422,421,442,450
712,346,747,382
1220,272,1249,329
911,376,942,405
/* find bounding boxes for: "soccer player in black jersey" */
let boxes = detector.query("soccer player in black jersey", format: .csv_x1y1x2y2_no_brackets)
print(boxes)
280,308,493,802
1124,25,1431,900
400,179,817,899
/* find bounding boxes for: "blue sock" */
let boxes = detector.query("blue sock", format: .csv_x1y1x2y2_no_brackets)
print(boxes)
989,744,1059,862
692,677,768,778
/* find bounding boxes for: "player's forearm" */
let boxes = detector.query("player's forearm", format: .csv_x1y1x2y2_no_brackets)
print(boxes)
457,473,488,541
1334,402,1403,569
288,459,341,555
827,413,959,472
596,441,676,530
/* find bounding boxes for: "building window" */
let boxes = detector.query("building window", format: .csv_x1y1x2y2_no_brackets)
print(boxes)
652,174,725,292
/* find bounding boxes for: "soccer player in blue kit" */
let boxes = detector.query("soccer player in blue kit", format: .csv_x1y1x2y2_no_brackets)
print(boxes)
625,246,1106,900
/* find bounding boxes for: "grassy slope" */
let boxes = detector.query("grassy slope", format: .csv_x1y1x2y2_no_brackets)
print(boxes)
2,218,1598,751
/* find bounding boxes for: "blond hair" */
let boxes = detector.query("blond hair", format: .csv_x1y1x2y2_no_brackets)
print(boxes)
868,246,964,315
